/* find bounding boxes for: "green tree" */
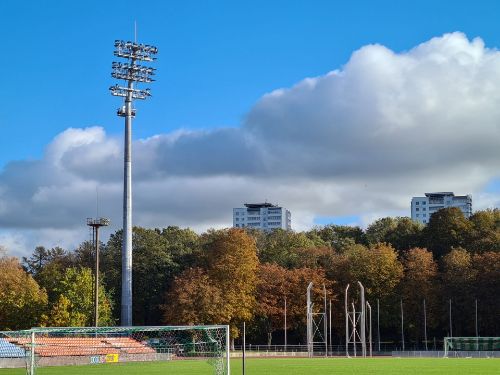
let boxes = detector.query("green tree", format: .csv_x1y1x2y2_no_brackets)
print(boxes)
366,217,424,251
72,241,96,269
256,229,319,268
102,226,200,325
44,295,86,327
22,246,73,305
424,207,472,257
0,256,48,330
159,226,200,265
48,267,113,326
310,224,367,252
466,209,500,253
366,218,397,245
384,217,424,251
23,246,69,275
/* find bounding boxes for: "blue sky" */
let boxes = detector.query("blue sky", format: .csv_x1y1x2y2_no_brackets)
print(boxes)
1,0,500,255
2,0,500,167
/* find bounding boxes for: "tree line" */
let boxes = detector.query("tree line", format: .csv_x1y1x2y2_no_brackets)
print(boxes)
0,207,498,349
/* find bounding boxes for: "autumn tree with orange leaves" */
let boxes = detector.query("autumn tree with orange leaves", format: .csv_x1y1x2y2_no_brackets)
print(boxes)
163,228,258,344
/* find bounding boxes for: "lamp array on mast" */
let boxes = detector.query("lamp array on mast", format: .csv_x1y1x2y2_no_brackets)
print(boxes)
110,40,157,113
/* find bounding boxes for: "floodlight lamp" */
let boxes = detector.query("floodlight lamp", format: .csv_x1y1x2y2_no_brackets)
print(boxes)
99,218,111,226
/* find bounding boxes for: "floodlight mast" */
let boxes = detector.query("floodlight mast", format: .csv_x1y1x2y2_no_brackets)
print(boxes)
86,217,110,327
110,39,157,326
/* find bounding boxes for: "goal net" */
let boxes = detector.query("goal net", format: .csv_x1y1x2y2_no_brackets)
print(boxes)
1,325,230,375
444,337,500,357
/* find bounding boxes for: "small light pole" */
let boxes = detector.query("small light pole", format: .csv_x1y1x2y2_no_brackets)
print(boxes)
423,299,428,351
377,299,381,352
400,299,405,351
242,322,246,375
86,217,110,327
475,299,479,350
329,299,332,356
284,297,287,352
449,299,453,338
110,39,157,326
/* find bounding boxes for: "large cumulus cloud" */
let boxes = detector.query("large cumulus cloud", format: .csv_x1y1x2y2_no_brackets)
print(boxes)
1,32,500,257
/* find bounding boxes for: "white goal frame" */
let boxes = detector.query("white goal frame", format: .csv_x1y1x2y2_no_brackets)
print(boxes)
1,325,230,375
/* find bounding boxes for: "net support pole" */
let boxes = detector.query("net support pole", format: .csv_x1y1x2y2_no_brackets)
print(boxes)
306,282,313,358
377,298,380,352
226,325,231,375
323,284,328,358
284,297,287,351
352,302,357,357
242,322,245,375
475,299,479,350
424,299,428,351
358,281,366,357
329,299,332,356
345,284,350,357
366,301,372,357
449,299,453,338
30,330,35,375
400,299,405,351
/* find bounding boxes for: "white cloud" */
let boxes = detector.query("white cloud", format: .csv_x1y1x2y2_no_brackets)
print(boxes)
1,32,500,256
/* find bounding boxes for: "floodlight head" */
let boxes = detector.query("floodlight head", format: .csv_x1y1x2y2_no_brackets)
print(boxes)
86,217,111,227
110,84,151,100
111,62,156,83
113,39,158,62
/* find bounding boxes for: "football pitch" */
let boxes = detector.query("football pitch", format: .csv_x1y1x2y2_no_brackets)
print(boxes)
1,358,499,375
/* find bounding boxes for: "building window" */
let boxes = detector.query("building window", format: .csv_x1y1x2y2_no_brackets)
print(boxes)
415,202,419,205
422,201,426,205
416,208,419,211
423,220,427,223
235,218,239,222
235,212,239,216
416,214,420,217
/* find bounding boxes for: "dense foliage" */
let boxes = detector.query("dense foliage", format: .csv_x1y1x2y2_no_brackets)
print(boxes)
0,208,498,348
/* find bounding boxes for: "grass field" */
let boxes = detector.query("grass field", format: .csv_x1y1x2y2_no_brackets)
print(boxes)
0,357,499,375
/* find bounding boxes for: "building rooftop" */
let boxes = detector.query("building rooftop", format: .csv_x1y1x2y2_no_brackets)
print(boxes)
424,192,455,197
244,203,277,208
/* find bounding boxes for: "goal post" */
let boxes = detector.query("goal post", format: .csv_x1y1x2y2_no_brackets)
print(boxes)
444,337,500,357
0,329,32,373
1,325,230,375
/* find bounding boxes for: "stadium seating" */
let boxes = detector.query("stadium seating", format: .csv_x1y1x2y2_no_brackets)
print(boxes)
6,337,155,357
0,338,26,358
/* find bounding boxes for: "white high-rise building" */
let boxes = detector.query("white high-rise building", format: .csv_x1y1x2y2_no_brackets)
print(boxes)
233,203,291,231
411,192,472,224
